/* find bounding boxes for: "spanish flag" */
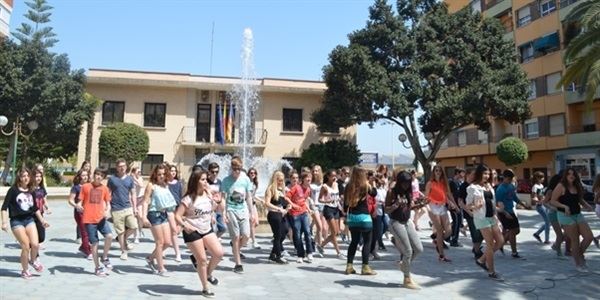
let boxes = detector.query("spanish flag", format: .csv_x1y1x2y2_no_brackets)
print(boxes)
225,101,234,143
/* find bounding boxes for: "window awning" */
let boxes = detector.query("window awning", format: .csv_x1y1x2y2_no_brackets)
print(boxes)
533,32,560,52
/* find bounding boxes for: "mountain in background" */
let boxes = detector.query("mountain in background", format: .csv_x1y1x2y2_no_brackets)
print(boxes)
378,154,414,166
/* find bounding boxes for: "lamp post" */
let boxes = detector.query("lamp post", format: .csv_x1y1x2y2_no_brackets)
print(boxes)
398,132,434,150
0,115,38,185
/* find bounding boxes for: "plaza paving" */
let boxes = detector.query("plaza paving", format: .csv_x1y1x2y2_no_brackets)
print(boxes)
1,203,599,300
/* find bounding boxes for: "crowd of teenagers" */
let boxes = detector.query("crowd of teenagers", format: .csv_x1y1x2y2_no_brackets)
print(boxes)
2,157,600,297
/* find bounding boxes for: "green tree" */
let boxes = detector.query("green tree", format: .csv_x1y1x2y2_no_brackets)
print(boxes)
558,0,600,108
294,139,361,172
83,93,103,162
0,0,92,184
99,123,149,165
311,0,530,180
496,137,528,167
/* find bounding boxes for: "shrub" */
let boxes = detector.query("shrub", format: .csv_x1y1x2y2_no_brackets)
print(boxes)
99,123,149,164
496,137,528,166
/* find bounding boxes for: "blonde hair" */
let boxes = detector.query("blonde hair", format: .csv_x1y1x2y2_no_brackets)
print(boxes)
231,156,243,168
344,167,369,208
267,171,285,201
312,165,323,185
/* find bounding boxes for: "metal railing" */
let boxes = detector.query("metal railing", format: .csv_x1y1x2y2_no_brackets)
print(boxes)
568,123,600,134
177,126,268,145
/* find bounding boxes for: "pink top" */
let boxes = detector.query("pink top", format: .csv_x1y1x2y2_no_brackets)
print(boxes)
411,178,421,199
181,194,213,234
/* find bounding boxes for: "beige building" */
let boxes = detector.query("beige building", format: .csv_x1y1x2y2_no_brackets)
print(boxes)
0,0,12,38
78,69,356,176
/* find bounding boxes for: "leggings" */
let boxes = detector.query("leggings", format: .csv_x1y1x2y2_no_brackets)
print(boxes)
389,220,423,276
370,215,383,253
347,227,372,265
267,211,288,258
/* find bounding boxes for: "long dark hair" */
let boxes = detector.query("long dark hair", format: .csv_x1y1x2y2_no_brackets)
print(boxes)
184,168,208,203
73,169,89,185
323,169,337,186
473,164,491,184
13,168,33,191
248,167,258,189
560,167,584,198
392,170,413,201
547,172,563,191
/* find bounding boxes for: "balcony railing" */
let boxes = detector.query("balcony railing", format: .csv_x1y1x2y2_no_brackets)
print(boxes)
569,123,600,134
177,126,268,146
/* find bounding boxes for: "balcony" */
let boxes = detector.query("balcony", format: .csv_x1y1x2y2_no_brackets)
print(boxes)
485,0,511,18
559,0,582,21
565,88,600,104
176,127,268,149
568,123,600,148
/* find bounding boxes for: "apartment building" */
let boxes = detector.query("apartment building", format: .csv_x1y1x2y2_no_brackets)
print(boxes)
78,69,356,177
0,0,12,38
439,0,600,184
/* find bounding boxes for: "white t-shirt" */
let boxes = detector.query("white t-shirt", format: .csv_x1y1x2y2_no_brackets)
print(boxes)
181,194,213,234
532,183,544,205
322,184,340,208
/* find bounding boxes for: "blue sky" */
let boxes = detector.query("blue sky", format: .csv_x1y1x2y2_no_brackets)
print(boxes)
9,0,416,157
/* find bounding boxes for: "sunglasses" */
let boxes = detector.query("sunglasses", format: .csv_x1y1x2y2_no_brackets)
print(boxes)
249,172,256,175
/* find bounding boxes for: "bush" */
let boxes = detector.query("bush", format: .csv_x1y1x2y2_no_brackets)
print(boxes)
496,137,528,166
99,123,149,164
294,139,361,171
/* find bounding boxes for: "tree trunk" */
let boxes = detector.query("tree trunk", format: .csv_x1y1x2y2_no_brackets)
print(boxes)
85,119,93,162
1,138,16,185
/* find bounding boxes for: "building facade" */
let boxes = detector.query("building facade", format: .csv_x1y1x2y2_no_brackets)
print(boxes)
439,0,600,185
0,0,12,39
78,69,356,177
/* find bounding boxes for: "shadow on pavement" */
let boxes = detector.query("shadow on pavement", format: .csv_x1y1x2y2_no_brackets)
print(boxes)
44,251,85,258
138,284,202,296
334,279,401,288
0,256,20,263
49,238,77,244
3,243,20,250
298,265,342,274
48,265,93,275
0,268,21,278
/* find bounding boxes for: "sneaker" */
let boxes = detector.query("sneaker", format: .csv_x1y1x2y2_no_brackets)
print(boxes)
95,267,108,277
86,254,93,260
512,252,524,259
75,238,82,244
576,265,589,273
120,251,128,260
157,270,170,277
450,242,463,247
371,252,381,260
296,257,303,264
21,270,33,279
133,237,140,244
533,233,542,243
316,245,324,255
488,272,504,281
281,250,290,258
175,254,182,263
337,252,346,260
146,256,157,272
438,256,452,263
305,254,314,263
378,246,387,251
594,238,600,249
126,242,134,251
207,275,219,285
543,241,552,245
30,260,44,272
475,259,488,271
274,257,288,264
252,241,261,249
233,264,244,274
201,289,215,298
102,258,113,270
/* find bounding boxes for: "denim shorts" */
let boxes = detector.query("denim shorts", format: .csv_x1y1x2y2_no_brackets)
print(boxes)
85,218,112,244
147,211,168,226
10,216,35,229
557,212,586,226
474,217,496,230
547,209,559,223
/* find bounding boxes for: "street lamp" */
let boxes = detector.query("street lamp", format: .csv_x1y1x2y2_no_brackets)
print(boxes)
0,116,38,184
398,132,434,149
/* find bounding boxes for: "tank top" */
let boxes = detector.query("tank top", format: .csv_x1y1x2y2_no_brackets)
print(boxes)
270,188,287,209
389,192,412,223
484,190,495,218
411,179,421,199
150,184,176,212
310,183,323,207
429,181,447,205
558,189,581,215
322,184,340,208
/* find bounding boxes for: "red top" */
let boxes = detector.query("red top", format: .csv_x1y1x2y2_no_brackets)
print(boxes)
80,183,111,224
286,184,309,216
428,181,447,205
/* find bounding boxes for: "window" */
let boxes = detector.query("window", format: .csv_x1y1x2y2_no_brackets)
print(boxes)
497,10,514,33
582,111,596,132
528,80,537,100
98,155,117,175
540,0,557,17
517,6,531,27
519,43,534,63
142,154,164,176
525,119,539,139
533,32,560,55
546,72,562,94
440,138,448,149
282,109,303,132
478,130,488,144
102,101,124,125
458,130,467,146
549,114,565,136
144,103,166,127
470,0,482,13
560,0,579,9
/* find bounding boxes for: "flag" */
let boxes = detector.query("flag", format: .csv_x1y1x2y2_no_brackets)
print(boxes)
216,104,224,144
225,101,234,143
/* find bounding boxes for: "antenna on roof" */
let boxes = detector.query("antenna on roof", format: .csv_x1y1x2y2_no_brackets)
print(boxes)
209,21,215,75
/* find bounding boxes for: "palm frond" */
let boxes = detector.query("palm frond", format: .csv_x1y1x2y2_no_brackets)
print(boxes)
581,0,600,26
565,0,599,23
564,29,600,62
559,46,600,86
583,60,600,109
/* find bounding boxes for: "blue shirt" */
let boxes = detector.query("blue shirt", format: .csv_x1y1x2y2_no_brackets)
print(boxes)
107,175,134,211
495,182,517,214
221,175,253,212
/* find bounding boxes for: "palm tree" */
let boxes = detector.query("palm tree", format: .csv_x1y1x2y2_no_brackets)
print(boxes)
558,0,600,108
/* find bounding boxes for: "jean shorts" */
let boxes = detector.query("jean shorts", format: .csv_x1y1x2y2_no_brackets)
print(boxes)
147,211,168,226
547,209,559,223
85,218,112,244
474,217,496,230
10,216,35,229
557,212,586,226
429,203,448,216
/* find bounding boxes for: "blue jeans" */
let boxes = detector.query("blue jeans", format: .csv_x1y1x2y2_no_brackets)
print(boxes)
292,212,313,258
534,205,550,242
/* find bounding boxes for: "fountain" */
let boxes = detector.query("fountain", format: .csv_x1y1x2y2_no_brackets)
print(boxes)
197,28,292,197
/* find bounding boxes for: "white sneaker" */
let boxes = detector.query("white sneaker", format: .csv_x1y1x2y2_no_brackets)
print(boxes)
305,254,314,263
282,250,290,258
75,238,82,244
86,254,93,260
134,237,140,244
576,266,589,273
120,251,128,260
252,241,261,249
175,255,182,263
296,258,303,264
126,243,134,251
337,253,346,260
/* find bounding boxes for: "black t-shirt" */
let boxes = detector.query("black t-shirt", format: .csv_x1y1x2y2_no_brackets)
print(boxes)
484,190,495,218
449,180,461,201
388,192,412,223
345,187,377,215
1,186,38,219
458,181,470,218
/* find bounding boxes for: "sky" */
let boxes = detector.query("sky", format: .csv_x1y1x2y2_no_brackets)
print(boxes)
9,0,418,158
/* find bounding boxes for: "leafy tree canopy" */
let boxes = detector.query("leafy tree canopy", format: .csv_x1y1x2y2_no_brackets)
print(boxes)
496,137,528,166
294,139,361,172
312,0,530,178
99,123,149,164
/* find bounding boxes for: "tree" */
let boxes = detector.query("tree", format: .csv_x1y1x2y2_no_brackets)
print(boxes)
98,123,149,165
496,137,528,167
83,93,103,162
0,0,92,184
294,139,361,172
558,0,600,108
311,0,530,180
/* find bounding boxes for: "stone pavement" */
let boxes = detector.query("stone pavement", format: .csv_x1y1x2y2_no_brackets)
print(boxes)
1,204,599,300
